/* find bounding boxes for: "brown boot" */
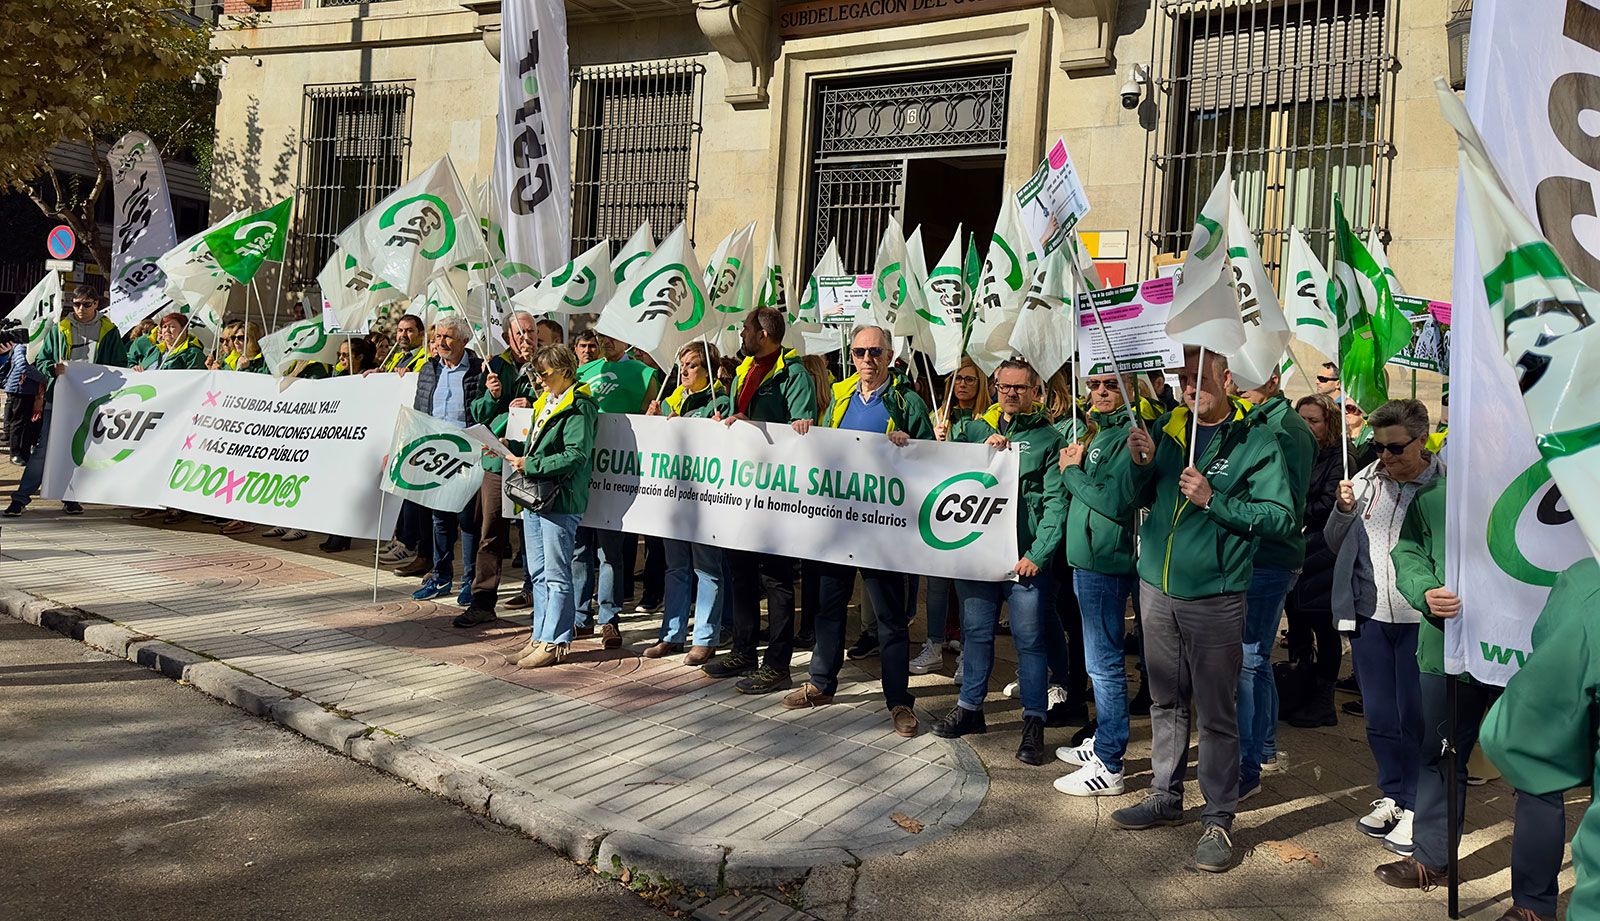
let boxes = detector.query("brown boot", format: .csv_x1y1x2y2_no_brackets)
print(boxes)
642,641,683,659
503,642,538,665
782,682,834,709
394,556,431,577
684,645,714,666
891,705,919,738
601,623,623,649
517,642,567,669
1374,857,1444,891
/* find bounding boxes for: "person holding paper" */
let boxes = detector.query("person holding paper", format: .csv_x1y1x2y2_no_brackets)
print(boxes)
1110,347,1295,874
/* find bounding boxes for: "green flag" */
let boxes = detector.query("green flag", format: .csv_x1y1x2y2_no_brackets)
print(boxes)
203,198,292,284
1331,194,1411,412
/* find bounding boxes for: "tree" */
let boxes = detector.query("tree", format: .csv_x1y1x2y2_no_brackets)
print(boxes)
0,0,215,274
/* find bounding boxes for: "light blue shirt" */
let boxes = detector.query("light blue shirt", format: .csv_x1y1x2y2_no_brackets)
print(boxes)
431,358,470,427
838,378,893,433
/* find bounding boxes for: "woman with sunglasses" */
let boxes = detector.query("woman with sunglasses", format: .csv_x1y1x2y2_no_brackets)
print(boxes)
1326,398,1443,859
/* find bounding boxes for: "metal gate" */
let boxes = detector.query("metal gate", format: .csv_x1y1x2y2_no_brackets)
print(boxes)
806,66,1010,275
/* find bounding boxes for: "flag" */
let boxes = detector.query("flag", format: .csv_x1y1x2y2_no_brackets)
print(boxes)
382,406,487,513
510,239,615,316
336,156,489,297
611,222,654,286
1008,245,1078,380
491,0,572,280
1282,226,1339,363
594,223,705,368
1331,193,1412,412
758,225,788,311
1368,228,1406,296
968,191,1035,374
1224,192,1292,390
913,228,968,374
6,272,62,362
260,313,341,377
410,270,497,355
465,179,540,295
319,246,402,333
107,131,179,334
204,198,293,284
861,218,921,336
1165,162,1247,356
695,221,757,350
786,239,839,354
158,211,246,333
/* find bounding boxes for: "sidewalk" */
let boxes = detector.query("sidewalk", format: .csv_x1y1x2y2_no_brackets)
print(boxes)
1,485,1587,919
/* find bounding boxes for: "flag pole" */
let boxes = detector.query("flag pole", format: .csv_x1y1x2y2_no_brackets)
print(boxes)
1338,389,1351,481
1069,354,1080,441
1189,346,1205,469
1446,677,1461,919
1075,266,1144,433
372,489,384,603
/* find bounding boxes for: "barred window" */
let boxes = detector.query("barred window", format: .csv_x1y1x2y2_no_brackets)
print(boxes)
1141,0,1397,275
570,61,704,258
291,82,414,287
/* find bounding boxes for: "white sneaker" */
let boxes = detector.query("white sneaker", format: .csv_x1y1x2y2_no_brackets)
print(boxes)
1002,680,1020,698
952,651,964,683
1382,809,1415,856
1056,736,1096,765
1357,797,1402,838
1053,755,1124,797
908,640,943,675
1046,683,1068,709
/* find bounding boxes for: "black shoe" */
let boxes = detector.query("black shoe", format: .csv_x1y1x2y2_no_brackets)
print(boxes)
1335,674,1360,694
319,536,351,553
1286,681,1339,728
702,649,759,679
61,501,83,515
1128,684,1153,716
1341,699,1365,717
1045,700,1089,728
451,607,497,629
1016,715,1047,765
930,706,986,738
846,632,879,660
794,631,816,651
3,500,24,517
735,665,792,695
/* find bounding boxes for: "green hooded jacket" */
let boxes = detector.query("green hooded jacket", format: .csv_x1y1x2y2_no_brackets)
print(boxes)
1061,409,1138,577
662,381,728,419
1389,477,1469,682
37,316,127,394
127,331,161,369
731,348,816,424
150,335,207,371
1251,393,1318,571
519,383,599,516
823,371,935,439
1122,399,1297,599
956,404,1068,570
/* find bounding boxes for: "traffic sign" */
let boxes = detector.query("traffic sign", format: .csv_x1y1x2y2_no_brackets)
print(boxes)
46,225,75,260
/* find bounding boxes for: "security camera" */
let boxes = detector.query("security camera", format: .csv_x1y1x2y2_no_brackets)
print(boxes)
1120,64,1149,110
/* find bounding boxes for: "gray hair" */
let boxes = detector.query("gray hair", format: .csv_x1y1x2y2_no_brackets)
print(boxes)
849,323,892,350
434,315,473,343
1368,398,1431,441
507,309,536,329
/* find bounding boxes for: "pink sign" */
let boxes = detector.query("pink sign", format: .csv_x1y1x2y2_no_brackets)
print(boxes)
1047,139,1069,171
1427,300,1451,325
1081,304,1143,326
1139,277,1175,305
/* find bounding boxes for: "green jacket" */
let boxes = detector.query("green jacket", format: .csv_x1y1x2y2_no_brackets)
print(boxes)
662,381,727,419
823,371,935,439
730,348,816,424
1122,399,1297,599
150,335,207,371
229,352,270,374
1251,393,1318,571
1061,410,1138,577
1389,477,1461,681
37,316,127,394
956,404,1068,569
472,350,535,474
1480,557,1600,918
127,331,161,369
519,384,599,515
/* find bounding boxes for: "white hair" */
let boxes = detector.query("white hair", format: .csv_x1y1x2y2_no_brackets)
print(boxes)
435,315,473,342
849,323,892,349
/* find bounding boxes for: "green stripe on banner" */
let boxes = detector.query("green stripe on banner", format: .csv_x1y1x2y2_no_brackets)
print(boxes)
1483,241,1569,309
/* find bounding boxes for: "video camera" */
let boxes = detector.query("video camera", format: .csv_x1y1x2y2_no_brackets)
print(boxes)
0,318,30,347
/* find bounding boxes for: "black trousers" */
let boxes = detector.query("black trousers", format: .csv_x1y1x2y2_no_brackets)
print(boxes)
727,548,797,670
807,563,913,710
1285,597,1341,683
5,393,41,462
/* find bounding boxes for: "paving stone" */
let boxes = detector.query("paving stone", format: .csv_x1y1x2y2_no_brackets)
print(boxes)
80,622,148,657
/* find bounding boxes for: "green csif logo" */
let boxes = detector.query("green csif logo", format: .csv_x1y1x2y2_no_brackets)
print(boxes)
379,193,456,259
918,471,1009,551
390,432,476,490
1487,457,1584,587
72,385,162,470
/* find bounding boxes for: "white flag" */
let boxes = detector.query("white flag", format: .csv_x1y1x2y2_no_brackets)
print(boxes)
511,239,615,316
758,225,789,312
861,218,922,336
319,246,403,333
6,272,63,362
1224,193,1292,390
1009,246,1078,380
595,223,705,368
382,405,487,513
611,222,655,287
968,191,1035,375
158,211,244,334
1368,228,1407,296
786,239,839,355
410,270,498,355
914,229,968,375
491,0,571,280
337,156,488,297
1166,165,1246,356
107,131,179,334
698,222,757,354
261,314,342,377
1282,227,1339,363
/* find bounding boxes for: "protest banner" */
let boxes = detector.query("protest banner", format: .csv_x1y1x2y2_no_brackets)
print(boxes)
581,415,1020,581
1075,278,1183,375
42,364,210,508
1017,137,1092,256
107,131,179,334
381,406,487,514
813,275,871,322
1387,295,1450,374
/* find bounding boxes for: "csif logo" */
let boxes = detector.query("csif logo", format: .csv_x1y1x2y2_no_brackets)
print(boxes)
379,193,456,258
390,432,477,490
918,471,1010,551
286,321,329,355
72,385,163,470
1487,457,1588,586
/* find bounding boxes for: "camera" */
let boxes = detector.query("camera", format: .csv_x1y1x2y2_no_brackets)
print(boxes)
0,318,29,347
1120,64,1148,110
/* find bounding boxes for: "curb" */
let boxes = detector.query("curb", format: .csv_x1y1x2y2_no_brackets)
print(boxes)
0,586,879,891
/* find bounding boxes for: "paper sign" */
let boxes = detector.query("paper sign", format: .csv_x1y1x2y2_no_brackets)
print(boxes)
505,407,535,441
1075,278,1184,374
1388,295,1451,374
1018,138,1093,256
815,275,871,321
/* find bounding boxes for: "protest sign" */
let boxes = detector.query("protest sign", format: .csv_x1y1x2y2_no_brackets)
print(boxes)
381,406,487,514
580,415,1020,581
1017,138,1092,256
1387,295,1450,374
814,275,871,322
107,131,179,334
1075,278,1183,374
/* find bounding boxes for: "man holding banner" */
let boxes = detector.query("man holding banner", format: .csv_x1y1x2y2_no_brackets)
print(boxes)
409,316,484,606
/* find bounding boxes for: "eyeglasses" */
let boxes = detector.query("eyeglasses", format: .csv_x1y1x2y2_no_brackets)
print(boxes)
995,383,1031,395
1316,375,1339,384
953,375,979,384
1374,437,1419,455
851,347,886,359
1086,379,1121,392
72,301,96,309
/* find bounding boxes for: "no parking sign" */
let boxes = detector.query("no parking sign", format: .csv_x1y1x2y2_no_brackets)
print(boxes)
46,225,75,260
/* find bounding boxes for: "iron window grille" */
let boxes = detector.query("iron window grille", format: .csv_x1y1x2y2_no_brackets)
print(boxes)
1139,0,1398,278
570,60,704,258
291,81,414,288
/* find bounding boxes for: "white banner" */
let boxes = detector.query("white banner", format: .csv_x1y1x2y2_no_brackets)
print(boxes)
492,0,572,280
1076,278,1184,375
579,415,1021,581
107,132,179,334
42,364,211,508
1444,0,1595,685
6,272,62,362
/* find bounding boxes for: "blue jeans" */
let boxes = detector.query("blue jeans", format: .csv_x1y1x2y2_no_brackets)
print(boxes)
11,402,49,505
1074,570,1136,773
429,499,479,584
573,526,625,627
660,539,724,646
1238,566,1297,787
524,512,582,645
1350,618,1423,809
925,576,953,643
955,573,1057,719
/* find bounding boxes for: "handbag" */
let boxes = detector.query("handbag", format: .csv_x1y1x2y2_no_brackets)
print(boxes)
503,467,561,514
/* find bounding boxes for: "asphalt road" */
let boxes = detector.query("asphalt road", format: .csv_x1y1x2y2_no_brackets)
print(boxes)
0,618,670,921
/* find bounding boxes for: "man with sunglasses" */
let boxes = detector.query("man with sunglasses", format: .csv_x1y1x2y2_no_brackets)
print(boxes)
783,324,932,736
1110,347,1295,873
5,286,126,518
1316,362,1342,399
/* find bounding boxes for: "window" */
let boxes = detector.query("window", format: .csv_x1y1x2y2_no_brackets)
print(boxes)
1141,0,1397,275
570,61,704,258
291,82,413,287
